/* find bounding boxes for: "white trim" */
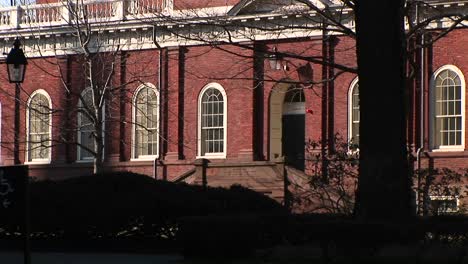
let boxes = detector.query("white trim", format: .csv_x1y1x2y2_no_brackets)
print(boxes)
76,87,106,162
197,82,227,159
130,156,158,162
429,65,466,151
25,89,52,164
348,77,359,146
131,83,160,160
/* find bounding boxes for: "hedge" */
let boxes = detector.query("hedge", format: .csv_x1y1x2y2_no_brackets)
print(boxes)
0,171,284,243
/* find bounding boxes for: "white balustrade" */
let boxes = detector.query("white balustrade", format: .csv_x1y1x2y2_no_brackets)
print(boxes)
127,0,163,16
20,3,62,26
0,7,12,27
79,0,116,21
0,0,172,29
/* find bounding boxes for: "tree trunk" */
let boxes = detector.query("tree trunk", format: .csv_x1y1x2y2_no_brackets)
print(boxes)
93,108,104,175
93,144,103,175
353,0,413,220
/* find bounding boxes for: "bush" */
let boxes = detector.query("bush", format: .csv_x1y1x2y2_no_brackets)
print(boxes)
178,212,291,258
0,171,283,243
179,214,259,258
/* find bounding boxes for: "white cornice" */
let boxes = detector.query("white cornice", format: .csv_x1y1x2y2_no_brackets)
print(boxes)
0,0,466,58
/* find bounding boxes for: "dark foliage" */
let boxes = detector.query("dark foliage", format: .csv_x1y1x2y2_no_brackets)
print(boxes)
0,171,283,243
178,212,468,259
179,214,260,258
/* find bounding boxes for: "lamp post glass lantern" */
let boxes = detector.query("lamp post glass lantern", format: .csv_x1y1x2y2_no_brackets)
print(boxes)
6,38,27,83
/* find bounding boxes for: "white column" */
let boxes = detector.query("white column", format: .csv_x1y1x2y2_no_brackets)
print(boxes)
61,0,72,24
163,0,173,15
10,5,22,28
114,0,126,20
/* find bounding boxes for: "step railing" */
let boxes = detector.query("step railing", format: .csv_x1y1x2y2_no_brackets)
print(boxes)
0,0,173,29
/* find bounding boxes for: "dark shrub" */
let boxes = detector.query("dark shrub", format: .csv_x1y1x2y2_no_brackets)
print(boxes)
179,214,260,258
13,171,283,242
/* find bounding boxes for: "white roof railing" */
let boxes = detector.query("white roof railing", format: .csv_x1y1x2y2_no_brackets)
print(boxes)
0,0,173,30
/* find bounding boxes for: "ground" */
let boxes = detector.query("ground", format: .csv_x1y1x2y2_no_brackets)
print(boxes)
3,243,468,264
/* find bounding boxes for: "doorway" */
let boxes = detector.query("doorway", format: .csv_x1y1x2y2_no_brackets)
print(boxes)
269,84,305,170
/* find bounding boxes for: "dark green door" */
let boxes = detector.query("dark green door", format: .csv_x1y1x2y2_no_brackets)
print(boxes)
282,114,305,171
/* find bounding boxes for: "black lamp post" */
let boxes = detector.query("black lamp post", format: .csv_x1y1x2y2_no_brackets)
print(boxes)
6,38,27,165
6,38,29,264
6,38,27,84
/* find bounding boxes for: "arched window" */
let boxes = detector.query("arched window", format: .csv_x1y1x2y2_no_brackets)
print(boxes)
198,83,227,158
132,84,159,159
77,88,95,161
348,78,360,148
27,90,52,163
432,65,465,150
283,87,305,115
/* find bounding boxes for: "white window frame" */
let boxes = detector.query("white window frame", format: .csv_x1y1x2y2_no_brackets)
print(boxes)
197,82,227,159
25,89,52,164
348,77,360,151
429,195,459,214
430,65,466,152
131,83,160,161
76,88,106,162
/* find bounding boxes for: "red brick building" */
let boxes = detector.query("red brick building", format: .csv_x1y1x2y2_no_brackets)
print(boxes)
0,0,466,212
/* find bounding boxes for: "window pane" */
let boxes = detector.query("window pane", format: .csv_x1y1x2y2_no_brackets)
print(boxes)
454,101,461,115
448,85,455,100
353,109,359,121
442,86,448,101
441,132,447,146
456,132,461,145
352,123,359,139
456,85,461,100
449,132,455,145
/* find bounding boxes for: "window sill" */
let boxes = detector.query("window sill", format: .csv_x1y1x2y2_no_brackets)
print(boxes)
131,156,159,161
75,159,94,163
25,160,51,165
431,147,465,152
196,154,226,160
429,195,459,214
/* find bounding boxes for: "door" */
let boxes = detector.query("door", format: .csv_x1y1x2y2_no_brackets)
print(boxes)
282,114,305,171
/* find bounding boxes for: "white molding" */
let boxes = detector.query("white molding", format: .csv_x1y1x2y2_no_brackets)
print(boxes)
25,89,52,163
25,159,52,165
131,83,160,160
197,82,227,159
429,64,466,151
0,0,466,57
130,155,159,162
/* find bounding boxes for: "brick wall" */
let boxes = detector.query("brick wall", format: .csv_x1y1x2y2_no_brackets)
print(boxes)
2,27,468,208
